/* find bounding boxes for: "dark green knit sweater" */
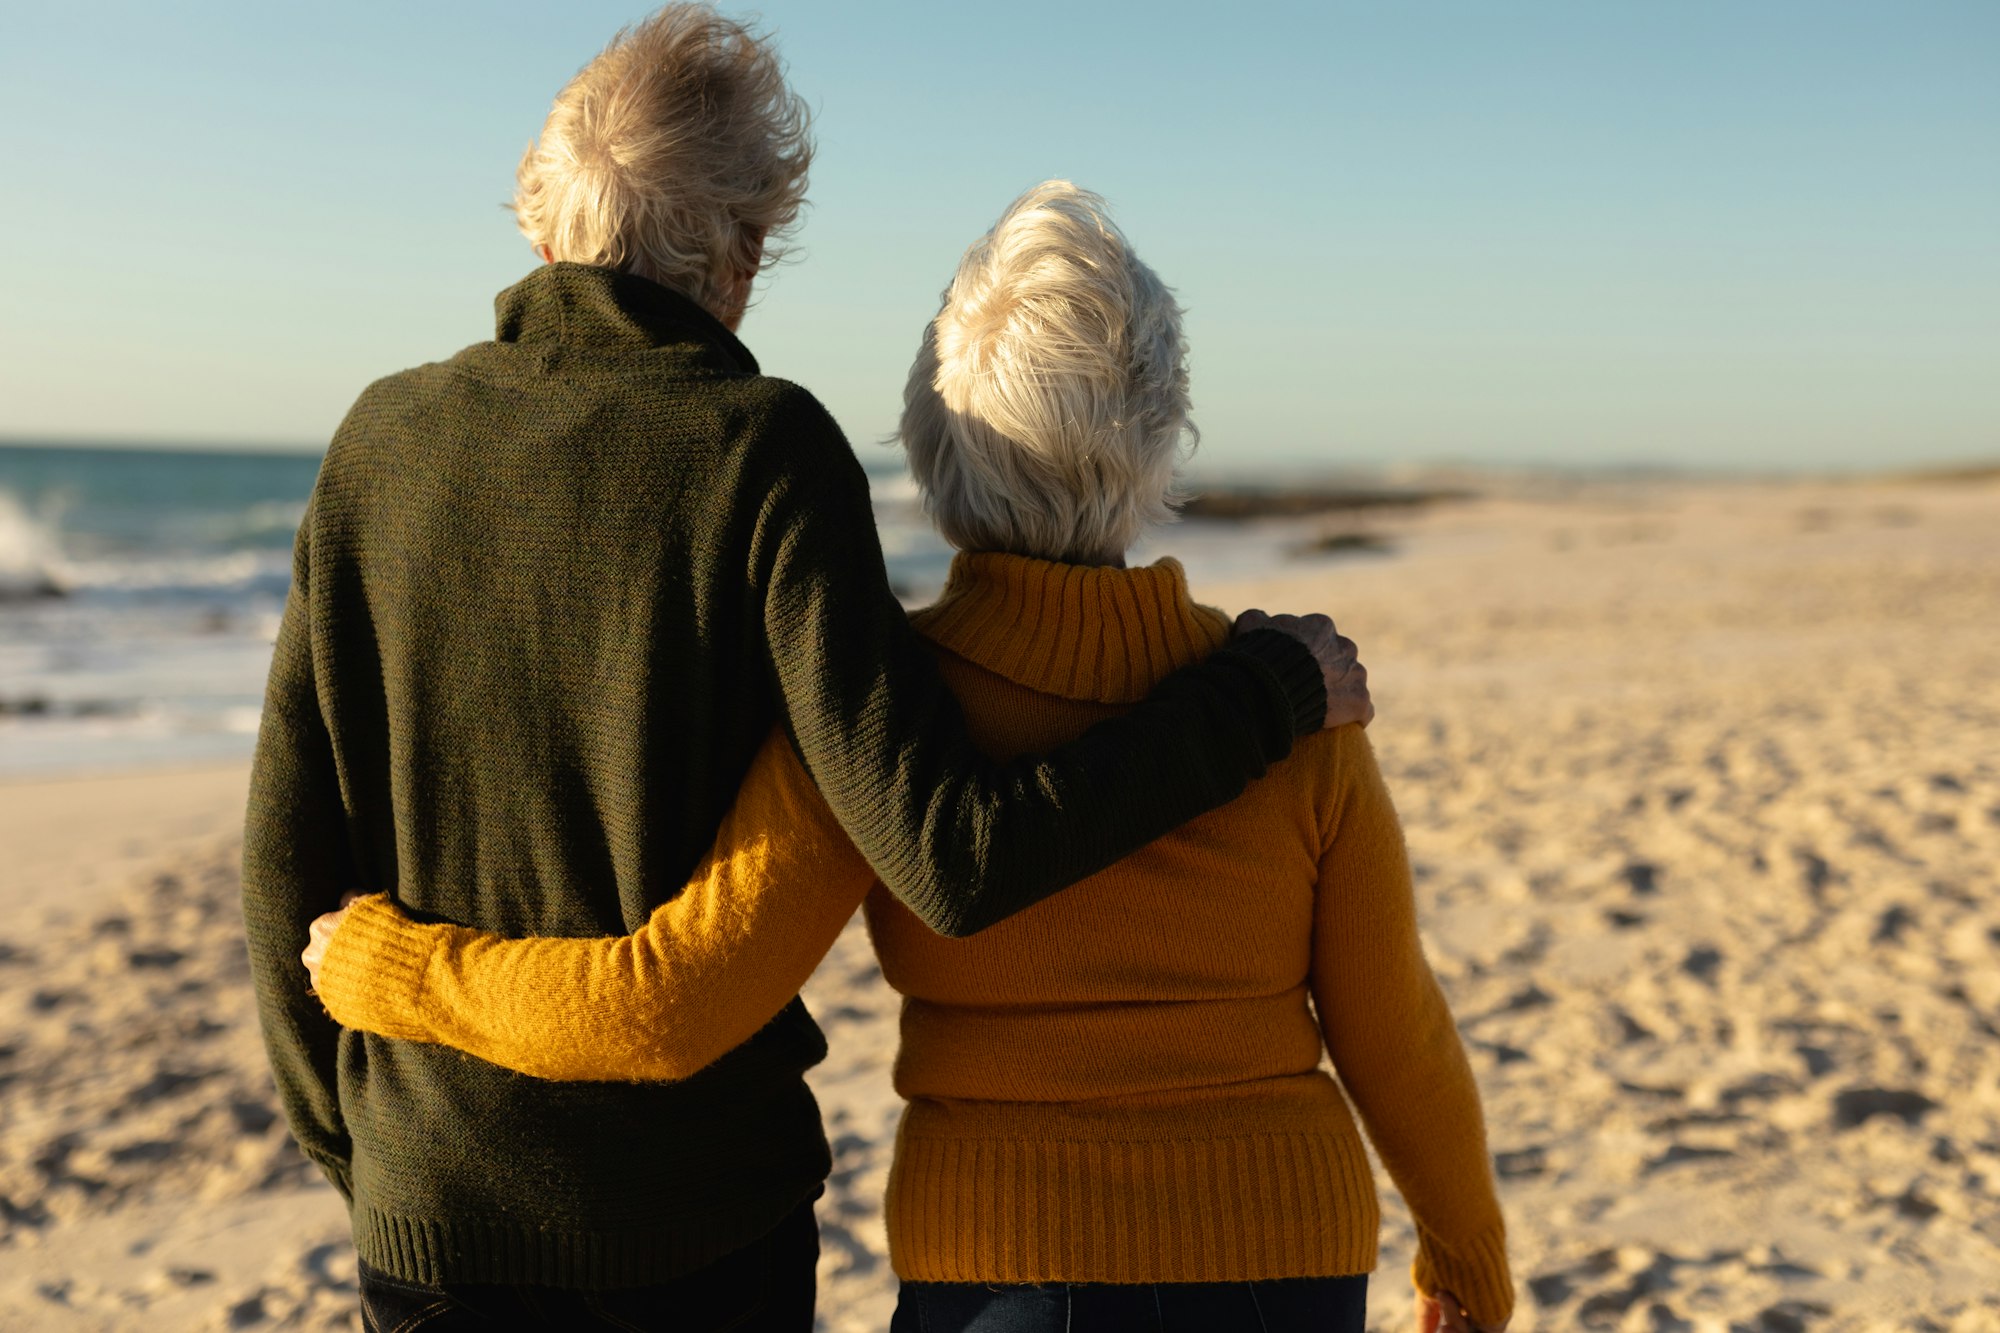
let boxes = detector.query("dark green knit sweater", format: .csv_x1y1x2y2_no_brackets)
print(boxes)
242,264,1325,1289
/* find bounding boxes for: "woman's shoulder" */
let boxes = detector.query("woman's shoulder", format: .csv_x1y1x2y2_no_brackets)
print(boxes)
1286,720,1370,777
1272,721,1379,852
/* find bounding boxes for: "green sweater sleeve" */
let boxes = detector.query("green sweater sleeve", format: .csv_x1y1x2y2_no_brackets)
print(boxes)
240,496,355,1199
754,395,1327,938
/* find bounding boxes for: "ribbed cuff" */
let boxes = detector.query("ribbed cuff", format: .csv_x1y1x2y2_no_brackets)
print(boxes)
315,894,446,1043
1411,1222,1514,1327
1221,628,1327,737
304,1148,354,1205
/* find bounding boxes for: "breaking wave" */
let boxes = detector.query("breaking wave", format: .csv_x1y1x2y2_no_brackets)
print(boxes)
0,489,66,600
0,486,293,602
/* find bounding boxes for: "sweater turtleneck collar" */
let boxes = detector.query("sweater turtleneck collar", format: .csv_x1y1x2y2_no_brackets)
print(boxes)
492,263,759,372
910,551,1233,704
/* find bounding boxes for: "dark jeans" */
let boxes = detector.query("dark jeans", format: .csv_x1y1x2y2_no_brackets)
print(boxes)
890,1275,1368,1333
356,1197,818,1332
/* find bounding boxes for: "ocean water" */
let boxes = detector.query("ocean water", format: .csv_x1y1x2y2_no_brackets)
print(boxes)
0,442,1331,777
0,444,969,778
0,446,320,776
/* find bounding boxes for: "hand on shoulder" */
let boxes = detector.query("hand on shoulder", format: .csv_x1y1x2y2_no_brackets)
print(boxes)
1233,609,1373,730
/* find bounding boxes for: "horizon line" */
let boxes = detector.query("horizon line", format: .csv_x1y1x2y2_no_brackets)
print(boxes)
3,435,1995,486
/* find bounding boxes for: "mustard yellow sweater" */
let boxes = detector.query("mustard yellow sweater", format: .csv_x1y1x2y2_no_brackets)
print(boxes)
315,553,1513,1322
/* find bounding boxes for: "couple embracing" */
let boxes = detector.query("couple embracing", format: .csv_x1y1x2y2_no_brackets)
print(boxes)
244,6,1513,1330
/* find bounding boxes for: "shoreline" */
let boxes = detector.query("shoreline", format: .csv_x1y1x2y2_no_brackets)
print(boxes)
0,755,252,786
6,466,1997,783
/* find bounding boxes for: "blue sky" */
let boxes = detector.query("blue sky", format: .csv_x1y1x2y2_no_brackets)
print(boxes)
1,1,1993,472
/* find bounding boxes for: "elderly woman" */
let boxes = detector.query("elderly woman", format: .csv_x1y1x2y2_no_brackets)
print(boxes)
307,182,1512,1332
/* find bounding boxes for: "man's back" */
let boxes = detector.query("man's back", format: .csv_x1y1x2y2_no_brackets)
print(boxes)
320,268,802,936
248,266,835,1285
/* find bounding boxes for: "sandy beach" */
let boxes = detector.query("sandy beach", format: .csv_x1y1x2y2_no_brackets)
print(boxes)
2,471,1996,1331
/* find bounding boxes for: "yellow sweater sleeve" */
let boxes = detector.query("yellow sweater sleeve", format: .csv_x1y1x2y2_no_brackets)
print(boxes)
1311,726,1514,1326
312,729,875,1082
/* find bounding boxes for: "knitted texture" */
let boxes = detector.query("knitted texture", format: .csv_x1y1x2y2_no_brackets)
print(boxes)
241,265,1325,1289
314,551,1513,1321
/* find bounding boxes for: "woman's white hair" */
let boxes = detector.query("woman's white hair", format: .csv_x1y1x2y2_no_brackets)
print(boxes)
900,181,1194,566
512,4,813,318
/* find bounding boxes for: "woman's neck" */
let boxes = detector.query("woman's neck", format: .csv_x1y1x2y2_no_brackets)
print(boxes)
977,547,1127,569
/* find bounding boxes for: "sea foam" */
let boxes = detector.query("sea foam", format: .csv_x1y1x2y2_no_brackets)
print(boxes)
0,489,66,601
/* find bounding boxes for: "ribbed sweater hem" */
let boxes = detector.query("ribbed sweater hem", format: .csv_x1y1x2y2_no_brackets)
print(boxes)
349,1180,825,1290
885,1083,1381,1285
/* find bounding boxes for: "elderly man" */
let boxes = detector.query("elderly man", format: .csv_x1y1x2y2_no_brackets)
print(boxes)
242,6,1367,1331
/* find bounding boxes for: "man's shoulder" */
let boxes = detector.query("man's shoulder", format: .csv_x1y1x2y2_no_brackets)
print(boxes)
706,374,862,481
328,356,471,439
320,354,859,503
728,373,843,437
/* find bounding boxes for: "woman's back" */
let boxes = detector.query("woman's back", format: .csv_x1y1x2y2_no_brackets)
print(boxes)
870,552,1455,1290
873,554,1340,1106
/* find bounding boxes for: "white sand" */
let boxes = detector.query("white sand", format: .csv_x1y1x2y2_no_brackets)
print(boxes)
2,474,1996,1331
0,764,253,921
0,764,356,1331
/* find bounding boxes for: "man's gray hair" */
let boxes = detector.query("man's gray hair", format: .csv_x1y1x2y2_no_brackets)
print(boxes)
512,4,813,317
900,181,1194,566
